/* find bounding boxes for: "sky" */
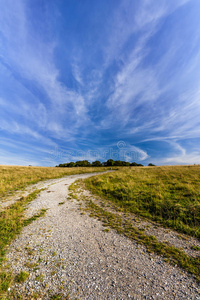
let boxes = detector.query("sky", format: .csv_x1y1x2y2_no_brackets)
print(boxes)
0,0,200,166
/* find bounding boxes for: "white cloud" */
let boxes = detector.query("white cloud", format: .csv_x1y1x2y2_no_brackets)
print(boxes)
150,86,200,140
0,119,56,147
72,63,83,86
155,148,200,165
0,0,198,167
122,145,149,162
164,153,200,165
103,0,190,66
99,0,200,141
0,136,59,166
0,0,88,134
0,148,42,166
144,139,200,166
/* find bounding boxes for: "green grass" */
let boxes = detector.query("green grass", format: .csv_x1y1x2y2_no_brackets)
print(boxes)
85,165,200,239
0,190,42,265
35,274,44,282
0,272,12,294
16,271,29,283
191,245,200,251
50,293,69,300
83,198,200,282
0,190,46,297
0,163,108,299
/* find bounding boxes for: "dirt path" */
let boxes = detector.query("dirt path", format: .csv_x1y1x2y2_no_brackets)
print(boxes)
4,173,200,299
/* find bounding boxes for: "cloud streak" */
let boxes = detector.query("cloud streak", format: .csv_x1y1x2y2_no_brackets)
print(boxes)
0,0,200,165
0,0,88,136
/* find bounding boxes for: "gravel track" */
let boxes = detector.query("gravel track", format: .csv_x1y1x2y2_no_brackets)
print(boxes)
4,173,200,299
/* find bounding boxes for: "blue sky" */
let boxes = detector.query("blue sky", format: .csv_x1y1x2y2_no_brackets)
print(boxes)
1,0,200,166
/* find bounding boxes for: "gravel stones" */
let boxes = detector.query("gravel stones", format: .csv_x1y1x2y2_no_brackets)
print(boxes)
3,173,200,299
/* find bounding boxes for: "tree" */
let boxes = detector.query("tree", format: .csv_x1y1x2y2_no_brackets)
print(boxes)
112,160,130,166
130,162,138,166
113,160,123,166
130,162,143,166
75,160,91,167
106,159,114,166
58,163,68,167
92,160,102,167
148,163,156,166
121,161,130,166
68,162,75,167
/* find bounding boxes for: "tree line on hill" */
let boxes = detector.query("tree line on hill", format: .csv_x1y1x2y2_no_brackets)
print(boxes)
57,159,155,167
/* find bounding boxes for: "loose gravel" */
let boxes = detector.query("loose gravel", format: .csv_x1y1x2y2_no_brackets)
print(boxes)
3,173,200,299
81,188,200,259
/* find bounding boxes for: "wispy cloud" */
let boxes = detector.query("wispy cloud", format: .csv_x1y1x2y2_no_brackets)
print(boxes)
0,0,88,137
100,0,200,140
0,138,53,166
48,141,149,164
0,0,199,166
103,0,190,66
164,152,200,165
103,1,165,65
0,151,40,166
152,140,200,165
0,119,55,146
72,63,83,86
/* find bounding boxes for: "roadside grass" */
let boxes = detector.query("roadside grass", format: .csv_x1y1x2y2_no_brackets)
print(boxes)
0,166,110,299
83,198,200,282
191,245,200,251
85,165,200,239
50,293,69,300
0,190,47,297
0,165,109,199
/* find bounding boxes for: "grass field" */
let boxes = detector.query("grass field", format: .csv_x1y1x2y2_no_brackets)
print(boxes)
85,165,200,239
0,165,109,297
0,165,109,199
1,164,200,294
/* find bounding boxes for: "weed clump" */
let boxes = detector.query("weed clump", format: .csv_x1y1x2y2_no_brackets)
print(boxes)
16,271,29,283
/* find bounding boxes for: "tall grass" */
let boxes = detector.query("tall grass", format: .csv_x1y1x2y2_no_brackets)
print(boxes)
0,165,108,199
85,165,200,238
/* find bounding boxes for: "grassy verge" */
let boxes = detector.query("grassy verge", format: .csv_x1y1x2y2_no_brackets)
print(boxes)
83,197,200,282
85,166,200,239
0,165,110,199
0,190,46,298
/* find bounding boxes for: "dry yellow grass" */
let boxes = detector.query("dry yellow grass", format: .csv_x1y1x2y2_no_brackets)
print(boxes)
0,165,108,198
